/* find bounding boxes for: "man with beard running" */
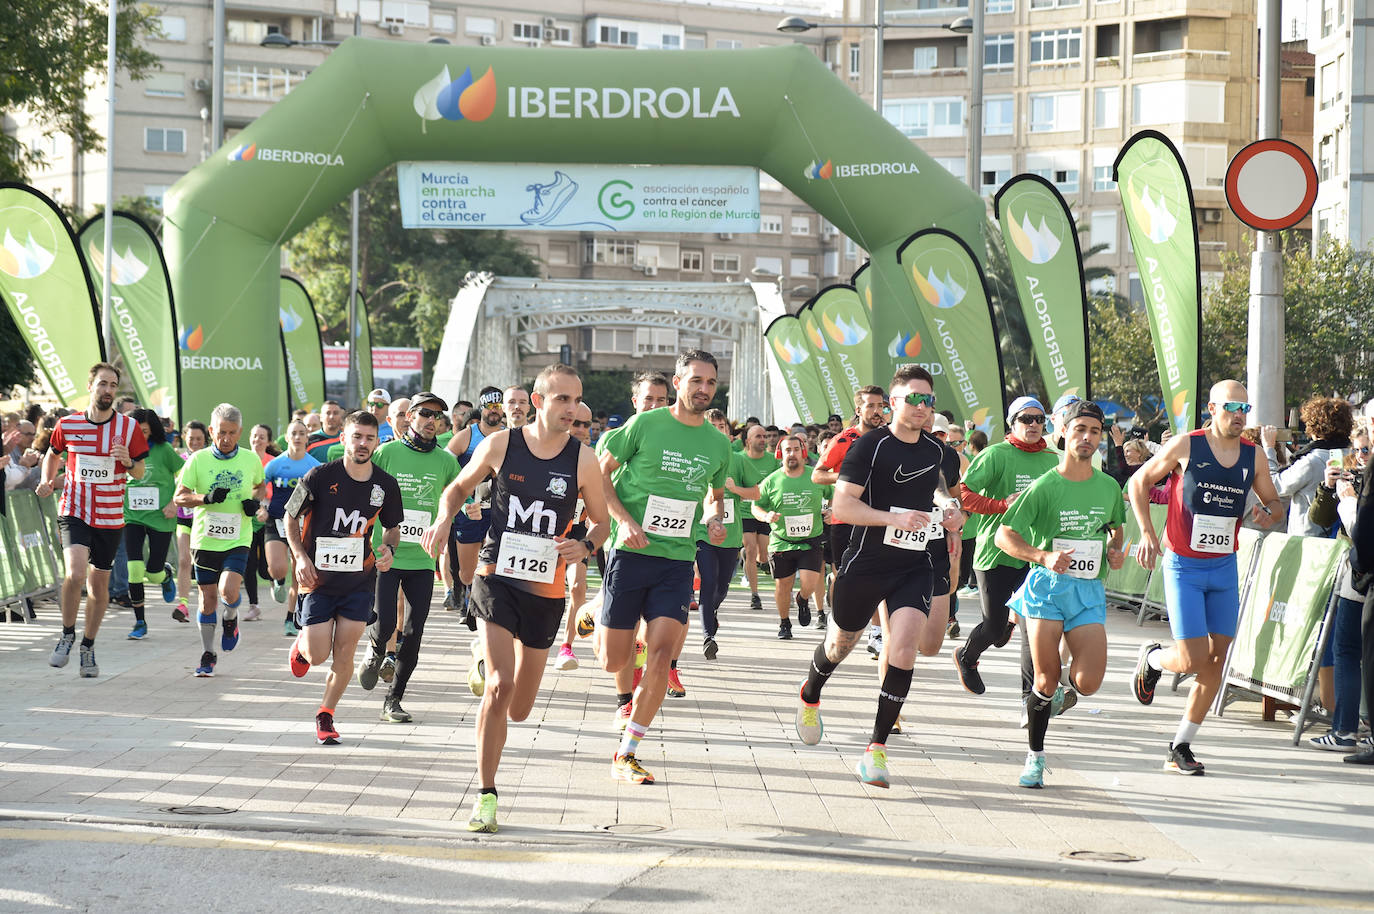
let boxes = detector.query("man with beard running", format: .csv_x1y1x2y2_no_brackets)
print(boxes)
285,410,403,744
422,364,608,832
39,363,149,677
953,396,1060,696
753,434,830,639
739,424,781,612
794,366,961,787
356,392,459,722
1128,380,1281,774
599,352,732,784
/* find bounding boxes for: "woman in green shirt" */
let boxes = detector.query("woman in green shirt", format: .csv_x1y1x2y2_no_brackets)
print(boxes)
123,409,185,640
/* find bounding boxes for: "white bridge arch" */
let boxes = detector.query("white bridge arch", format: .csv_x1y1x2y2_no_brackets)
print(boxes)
432,274,791,422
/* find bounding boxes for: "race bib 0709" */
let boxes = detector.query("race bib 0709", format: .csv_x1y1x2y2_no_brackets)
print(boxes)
75,454,115,484
643,495,695,538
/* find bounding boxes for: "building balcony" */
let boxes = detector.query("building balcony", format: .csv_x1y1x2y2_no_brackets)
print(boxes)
1129,0,1239,19
1131,48,1234,79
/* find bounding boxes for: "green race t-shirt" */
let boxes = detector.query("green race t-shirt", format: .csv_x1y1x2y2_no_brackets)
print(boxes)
1000,468,1125,581
326,442,345,462
754,467,831,554
179,447,265,551
435,430,454,450
963,440,1060,570
737,450,780,522
124,442,185,532
370,439,460,570
604,409,731,562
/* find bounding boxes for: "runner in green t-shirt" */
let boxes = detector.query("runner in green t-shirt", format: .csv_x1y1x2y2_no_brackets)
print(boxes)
993,401,1126,789
122,409,185,640
953,395,1061,696
738,425,781,612
753,435,832,640
694,409,763,660
173,403,267,678
354,392,460,722
599,351,732,786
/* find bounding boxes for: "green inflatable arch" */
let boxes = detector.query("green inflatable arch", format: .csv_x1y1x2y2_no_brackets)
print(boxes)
164,41,984,426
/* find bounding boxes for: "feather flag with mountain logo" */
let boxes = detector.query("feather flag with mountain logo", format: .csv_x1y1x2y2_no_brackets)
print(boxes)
78,212,181,417
0,183,105,408
896,229,1007,442
810,284,875,403
279,275,326,413
1114,131,1201,433
763,314,830,425
994,175,1091,407
797,300,847,417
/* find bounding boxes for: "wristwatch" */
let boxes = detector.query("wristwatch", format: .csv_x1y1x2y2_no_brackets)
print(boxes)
580,538,595,555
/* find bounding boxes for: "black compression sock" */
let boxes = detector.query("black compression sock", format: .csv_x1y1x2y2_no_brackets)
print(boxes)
802,643,839,705
670,659,678,670
481,787,497,798
871,665,914,745
1019,624,1034,701
80,636,94,648
616,692,633,708
63,625,76,636
1027,689,1053,753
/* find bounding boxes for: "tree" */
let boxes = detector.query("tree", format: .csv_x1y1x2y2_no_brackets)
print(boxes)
284,166,538,377
0,0,161,181
1203,235,1374,404
0,307,38,392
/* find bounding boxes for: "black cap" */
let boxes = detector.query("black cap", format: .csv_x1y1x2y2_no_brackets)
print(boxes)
478,387,503,407
410,391,448,411
1061,400,1105,426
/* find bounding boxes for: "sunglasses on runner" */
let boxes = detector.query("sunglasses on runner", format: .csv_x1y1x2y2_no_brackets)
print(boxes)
367,400,388,408
901,392,937,408
1219,401,1253,414
572,420,591,428
412,407,443,419
1015,413,1046,425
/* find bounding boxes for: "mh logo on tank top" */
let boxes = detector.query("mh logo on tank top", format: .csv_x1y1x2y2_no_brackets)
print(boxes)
508,495,557,535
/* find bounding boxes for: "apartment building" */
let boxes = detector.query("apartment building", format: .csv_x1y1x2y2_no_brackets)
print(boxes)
1305,0,1370,248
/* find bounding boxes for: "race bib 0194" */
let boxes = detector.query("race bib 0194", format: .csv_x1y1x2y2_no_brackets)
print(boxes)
643,494,696,538
783,514,814,539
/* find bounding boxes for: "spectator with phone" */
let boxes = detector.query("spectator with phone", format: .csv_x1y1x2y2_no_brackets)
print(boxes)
1262,397,1354,537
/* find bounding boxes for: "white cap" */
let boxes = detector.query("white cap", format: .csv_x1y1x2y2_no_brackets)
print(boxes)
931,414,951,436
367,388,391,404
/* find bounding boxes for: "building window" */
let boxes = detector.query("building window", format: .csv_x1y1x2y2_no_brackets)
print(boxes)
790,215,811,235
685,31,706,49
913,46,938,71
431,11,455,32
1027,152,1080,193
143,185,169,206
981,155,1012,196
157,15,187,41
711,253,740,274
823,251,840,277
1134,18,1185,54
225,66,311,100
545,331,569,353
599,24,638,46
883,97,965,138
1133,80,1225,125
1093,164,1115,190
935,157,967,181
790,257,812,276
635,328,678,355
1031,0,1080,9
760,214,783,234
986,0,1013,13
984,33,1014,68
1093,86,1121,128
754,255,783,275
1096,23,1120,58
1029,92,1081,132
143,73,185,98
592,328,634,353
1089,210,1117,253
681,250,703,271
1181,143,1227,188
1320,60,1338,109
849,44,861,77
716,38,742,49
844,237,859,260
513,21,541,41
1029,28,1082,64
584,238,636,265
984,95,1013,135
144,127,186,154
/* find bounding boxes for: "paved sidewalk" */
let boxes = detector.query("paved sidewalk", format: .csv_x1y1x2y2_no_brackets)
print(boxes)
2,580,1372,897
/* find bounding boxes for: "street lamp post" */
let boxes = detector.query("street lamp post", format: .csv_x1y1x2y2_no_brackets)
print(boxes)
262,15,363,408
778,11,976,191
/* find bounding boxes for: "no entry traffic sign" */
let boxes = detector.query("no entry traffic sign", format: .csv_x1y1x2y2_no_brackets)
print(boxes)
1225,139,1318,232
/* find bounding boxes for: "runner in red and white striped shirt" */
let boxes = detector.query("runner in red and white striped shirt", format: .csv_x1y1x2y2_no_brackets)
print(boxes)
36,363,148,678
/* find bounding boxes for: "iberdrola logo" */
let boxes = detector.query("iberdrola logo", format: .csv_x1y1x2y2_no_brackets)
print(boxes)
414,66,497,131
803,320,829,352
968,406,996,438
228,143,257,161
1006,211,1062,265
888,331,922,359
803,160,833,181
179,325,204,351
912,266,966,310
0,228,56,279
821,308,868,346
1171,389,1191,431
771,336,810,365
280,303,305,333
86,241,149,286
1126,175,1180,244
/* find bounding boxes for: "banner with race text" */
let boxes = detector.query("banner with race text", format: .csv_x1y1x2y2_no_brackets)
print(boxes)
763,314,830,425
78,212,181,417
0,183,105,408
994,175,1091,407
810,284,876,406
1114,131,1202,433
279,275,326,413
896,229,1007,442
796,301,846,418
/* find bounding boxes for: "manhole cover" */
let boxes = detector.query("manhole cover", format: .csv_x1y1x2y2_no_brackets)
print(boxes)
604,824,665,834
161,806,237,816
1061,850,1143,863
